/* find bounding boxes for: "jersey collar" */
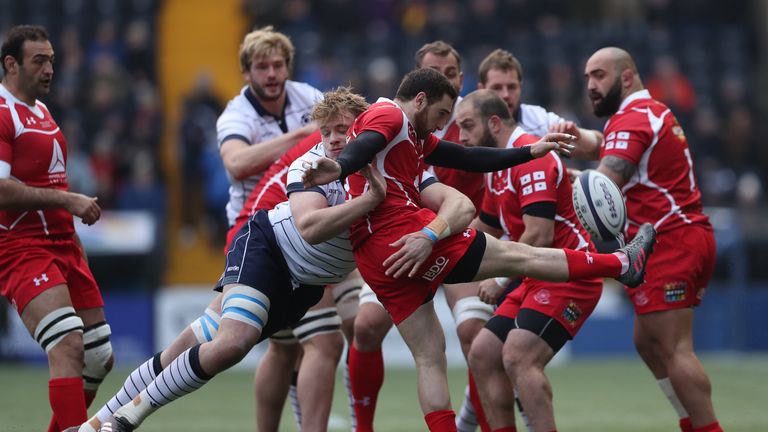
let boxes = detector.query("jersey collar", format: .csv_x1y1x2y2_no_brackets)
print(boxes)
506,126,527,149
619,89,651,111
245,85,291,133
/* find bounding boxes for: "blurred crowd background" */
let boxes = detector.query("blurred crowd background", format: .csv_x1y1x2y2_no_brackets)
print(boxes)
0,0,766,285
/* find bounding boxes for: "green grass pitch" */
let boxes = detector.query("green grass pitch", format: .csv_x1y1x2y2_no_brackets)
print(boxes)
0,355,765,431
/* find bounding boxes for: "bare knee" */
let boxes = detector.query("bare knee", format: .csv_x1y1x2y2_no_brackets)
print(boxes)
303,332,344,363
48,332,85,377
210,333,253,369
468,337,499,375
353,308,391,352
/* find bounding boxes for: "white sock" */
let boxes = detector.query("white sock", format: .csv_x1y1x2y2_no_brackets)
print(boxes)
343,357,357,432
116,345,212,427
658,377,689,418
95,353,163,422
613,252,630,274
289,370,302,428
456,385,478,432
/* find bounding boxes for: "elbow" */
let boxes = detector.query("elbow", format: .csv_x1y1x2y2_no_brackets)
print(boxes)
223,158,247,180
297,224,324,245
457,196,476,228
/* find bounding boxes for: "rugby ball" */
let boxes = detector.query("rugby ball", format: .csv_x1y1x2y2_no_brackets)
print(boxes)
572,170,626,241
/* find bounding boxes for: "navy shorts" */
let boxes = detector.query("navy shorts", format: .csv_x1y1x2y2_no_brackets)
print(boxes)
217,210,323,342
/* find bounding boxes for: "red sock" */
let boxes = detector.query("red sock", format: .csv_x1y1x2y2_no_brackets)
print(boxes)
349,344,384,432
424,409,457,432
467,371,492,432
49,377,87,430
563,249,622,280
693,421,723,432
680,417,694,432
492,427,517,432
47,417,58,432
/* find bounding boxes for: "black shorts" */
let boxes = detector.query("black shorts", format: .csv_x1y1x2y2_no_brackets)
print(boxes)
485,308,571,353
217,210,323,342
443,230,487,284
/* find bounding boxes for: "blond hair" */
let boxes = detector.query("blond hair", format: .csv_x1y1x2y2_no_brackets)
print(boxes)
478,49,523,84
239,26,295,72
311,87,369,125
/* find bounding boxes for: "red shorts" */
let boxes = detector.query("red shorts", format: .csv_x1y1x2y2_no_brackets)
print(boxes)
0,237,103,313
355,209,477,325
495,277,602,338
624,223,716,314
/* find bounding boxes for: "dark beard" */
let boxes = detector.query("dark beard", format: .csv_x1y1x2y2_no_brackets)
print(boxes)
478,126,498,148
593,78,622,117
250,81,284,102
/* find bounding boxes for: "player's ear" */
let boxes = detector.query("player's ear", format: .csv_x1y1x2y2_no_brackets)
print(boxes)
487,115,501,134
621,69,633,88
414,92,428,112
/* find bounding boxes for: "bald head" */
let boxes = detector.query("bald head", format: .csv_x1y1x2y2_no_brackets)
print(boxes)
585,47,644,117
460,89,514,126
455,89,516,148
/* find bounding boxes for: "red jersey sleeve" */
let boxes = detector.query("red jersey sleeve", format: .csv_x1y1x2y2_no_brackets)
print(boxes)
512,157,558,209
601,112,653,165
0,108,14,165
357,105,405,142
422,133,441,157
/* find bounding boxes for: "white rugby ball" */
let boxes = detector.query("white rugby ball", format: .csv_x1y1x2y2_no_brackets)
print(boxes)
572,170,627,241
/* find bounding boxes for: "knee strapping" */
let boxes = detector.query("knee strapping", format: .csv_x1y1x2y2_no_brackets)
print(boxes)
83,321,113,391
452,296,493,326
358,283,383,307
270,328,299,344
292,307,342,344
34,306,84,353
221,285,270,331
333,279,362,320
190,308,221,343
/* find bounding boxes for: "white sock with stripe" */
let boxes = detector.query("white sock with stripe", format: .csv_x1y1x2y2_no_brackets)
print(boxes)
115,345,213,427
343,354,356,432
456,385,478,432
289,369,302,428
94,353,163,423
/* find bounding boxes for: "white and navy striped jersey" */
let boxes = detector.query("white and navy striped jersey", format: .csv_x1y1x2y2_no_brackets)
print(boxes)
217,81,323,226
518,103,566,137
267,143,354,286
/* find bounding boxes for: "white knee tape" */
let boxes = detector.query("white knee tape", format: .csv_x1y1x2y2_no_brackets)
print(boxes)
292,307,342,344
358,283,383,307
221,285,270,331
452,296,494,326
83,322,112,391
332,280,362,321
190,308,221,343
34,307,84,353
270,328,299,344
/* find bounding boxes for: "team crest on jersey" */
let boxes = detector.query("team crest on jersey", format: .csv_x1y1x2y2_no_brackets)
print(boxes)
663,282,687,303
48,138,67,183
561,301,582,327
672,119,686,140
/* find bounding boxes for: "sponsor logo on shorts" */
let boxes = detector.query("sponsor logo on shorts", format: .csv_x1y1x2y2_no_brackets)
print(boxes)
33,273,49,287
633,291,649,306
664,282,687,303
422,256,449,281
533,289,551,305
226,265,240,272
562,301,582,327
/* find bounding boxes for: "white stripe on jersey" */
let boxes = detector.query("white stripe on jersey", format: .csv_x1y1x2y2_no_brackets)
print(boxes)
0,160,10,179
217,81,323,226
268,144,355,286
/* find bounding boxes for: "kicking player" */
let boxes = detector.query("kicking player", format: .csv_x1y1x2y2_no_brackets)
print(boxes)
72,89,366,432
458,90,602,431
302,67,656,432
349,41,495,432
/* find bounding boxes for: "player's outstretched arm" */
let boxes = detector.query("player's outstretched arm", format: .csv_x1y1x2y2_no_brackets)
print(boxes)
549,121,603,160
383,182,475,279
292,164,386,244
0,179,101,225
302,131,387,187
425,133,574,172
